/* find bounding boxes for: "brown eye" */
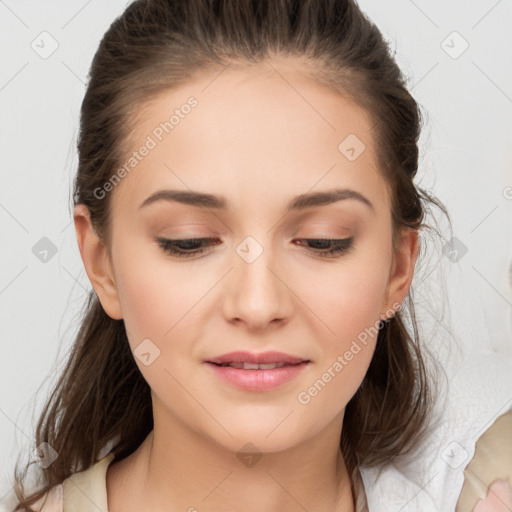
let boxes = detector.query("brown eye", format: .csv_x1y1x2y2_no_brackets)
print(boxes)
294,237,354,258
156,237,220,258
155,236,355,259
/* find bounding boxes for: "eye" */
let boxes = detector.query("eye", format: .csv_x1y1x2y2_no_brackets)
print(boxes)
156,237,220,258
156,237,354,259
293,237,354,258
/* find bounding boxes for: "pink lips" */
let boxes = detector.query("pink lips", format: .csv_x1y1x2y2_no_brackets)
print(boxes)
206,350,308,365
204,351,310,391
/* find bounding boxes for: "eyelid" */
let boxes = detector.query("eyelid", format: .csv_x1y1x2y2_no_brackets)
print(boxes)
156,235,355,259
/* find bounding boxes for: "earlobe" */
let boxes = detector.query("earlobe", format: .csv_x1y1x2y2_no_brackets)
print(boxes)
73,204,123,320
382,228,420,316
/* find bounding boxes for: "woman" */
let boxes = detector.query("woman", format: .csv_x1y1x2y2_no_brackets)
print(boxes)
10,0,512,510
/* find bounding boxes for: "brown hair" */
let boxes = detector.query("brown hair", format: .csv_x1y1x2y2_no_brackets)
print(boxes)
11,0,451,509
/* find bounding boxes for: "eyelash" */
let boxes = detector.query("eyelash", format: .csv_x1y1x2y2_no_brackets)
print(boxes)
156,237,354,259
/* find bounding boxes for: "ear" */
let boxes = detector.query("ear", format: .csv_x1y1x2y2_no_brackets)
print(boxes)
73,204,123,320
382,228,419,318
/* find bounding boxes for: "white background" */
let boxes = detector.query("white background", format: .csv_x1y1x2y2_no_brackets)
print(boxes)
1,0,511,506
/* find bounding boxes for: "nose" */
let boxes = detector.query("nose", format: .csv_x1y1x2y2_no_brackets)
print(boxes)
221,236,293,331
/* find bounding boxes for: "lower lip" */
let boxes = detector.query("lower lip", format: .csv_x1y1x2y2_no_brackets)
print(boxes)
205,362,310,391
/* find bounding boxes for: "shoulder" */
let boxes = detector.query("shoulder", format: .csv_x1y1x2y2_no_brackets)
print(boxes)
27,453,115,512
31,484,63,512
456,409,512,511
359,464,442,511
60,453,115,512
361,351,512,511
416,350,512,509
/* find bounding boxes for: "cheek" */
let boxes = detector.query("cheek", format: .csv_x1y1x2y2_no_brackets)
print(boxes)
296,271,384,420
297,339,375,433
300,257,391,343
337,268,387,334
295,252,391,408
112,242,201,345
112,252,207,399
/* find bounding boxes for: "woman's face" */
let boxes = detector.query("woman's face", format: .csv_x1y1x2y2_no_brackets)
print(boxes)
76,58,417,453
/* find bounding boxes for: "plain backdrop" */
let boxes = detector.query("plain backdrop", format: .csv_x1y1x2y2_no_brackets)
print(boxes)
1,0,511,506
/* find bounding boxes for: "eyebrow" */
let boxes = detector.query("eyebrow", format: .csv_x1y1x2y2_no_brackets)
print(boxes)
138,188,375,213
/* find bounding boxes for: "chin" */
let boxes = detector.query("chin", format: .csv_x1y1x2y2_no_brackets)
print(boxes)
206,420,310,455
221,435,302,457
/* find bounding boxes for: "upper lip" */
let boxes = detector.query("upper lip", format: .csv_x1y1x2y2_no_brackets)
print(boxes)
205,351,309,365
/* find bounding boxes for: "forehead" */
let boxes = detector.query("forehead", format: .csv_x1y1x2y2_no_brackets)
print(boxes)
111,61,390,216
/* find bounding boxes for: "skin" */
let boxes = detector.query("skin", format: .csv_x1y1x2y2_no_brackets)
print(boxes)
74,57,419,512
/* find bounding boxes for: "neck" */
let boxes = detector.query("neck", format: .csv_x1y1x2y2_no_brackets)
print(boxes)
108,403,355,512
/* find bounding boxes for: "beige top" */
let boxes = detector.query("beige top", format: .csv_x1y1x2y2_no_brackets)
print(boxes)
33,452,369,512
32,410,512,512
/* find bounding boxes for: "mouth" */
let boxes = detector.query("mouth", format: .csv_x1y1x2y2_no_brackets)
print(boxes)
203,351,311,391
207,361,309,370
205,350,310,367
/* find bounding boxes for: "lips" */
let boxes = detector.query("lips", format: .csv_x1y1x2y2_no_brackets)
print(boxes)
205,350,309,367
204,351,311,391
